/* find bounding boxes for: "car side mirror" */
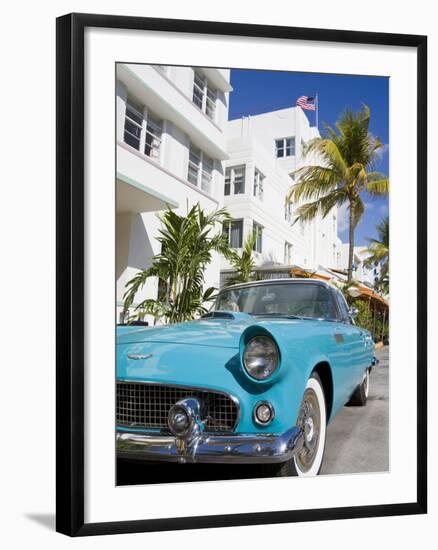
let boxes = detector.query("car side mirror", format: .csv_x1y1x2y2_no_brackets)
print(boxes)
349,307,359,319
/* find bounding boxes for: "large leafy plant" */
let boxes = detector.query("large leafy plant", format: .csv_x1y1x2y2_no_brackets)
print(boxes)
123,204,232,324
226,231,257,286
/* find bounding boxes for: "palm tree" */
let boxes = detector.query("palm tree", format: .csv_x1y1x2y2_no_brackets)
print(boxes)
364,216,389,294
226,231,257,286
123,203,232,324
287,105,389,281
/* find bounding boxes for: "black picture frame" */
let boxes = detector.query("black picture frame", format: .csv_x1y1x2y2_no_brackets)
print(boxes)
56,12,427,537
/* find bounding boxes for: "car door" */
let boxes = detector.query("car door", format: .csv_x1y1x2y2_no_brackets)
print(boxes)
331,289,365,404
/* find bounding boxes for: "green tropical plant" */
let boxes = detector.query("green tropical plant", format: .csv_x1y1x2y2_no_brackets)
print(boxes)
123,203,232,324
287,105,389,282
353,298,388,341
364,216,389,294
226,231,257,286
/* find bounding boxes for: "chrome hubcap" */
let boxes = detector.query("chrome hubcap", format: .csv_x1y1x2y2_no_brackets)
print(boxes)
304,416,314,442
296,388,321,473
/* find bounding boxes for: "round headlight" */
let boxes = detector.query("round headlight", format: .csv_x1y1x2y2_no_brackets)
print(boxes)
243,335,280,380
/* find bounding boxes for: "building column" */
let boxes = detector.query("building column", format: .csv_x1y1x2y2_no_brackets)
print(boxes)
116,80,127,143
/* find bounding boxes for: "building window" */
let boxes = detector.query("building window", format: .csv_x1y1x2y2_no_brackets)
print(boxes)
223,220,243,249
124,97,162,160
124,97,144,150
192,71,217,121
253,168,265,200
225,166,245,195
332,215,337,234
299,220,305,236
285,200,293,223
144,114,163,160
284,242,293,264
253,222,263,253
275,137,295,158
187,144,214,193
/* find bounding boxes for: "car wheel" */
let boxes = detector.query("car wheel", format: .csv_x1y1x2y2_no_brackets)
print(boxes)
346,368,370,406
264,372,327,477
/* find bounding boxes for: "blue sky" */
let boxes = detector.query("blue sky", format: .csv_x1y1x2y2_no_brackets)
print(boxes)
229,69,389,246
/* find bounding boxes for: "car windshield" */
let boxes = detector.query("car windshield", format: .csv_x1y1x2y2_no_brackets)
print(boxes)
214,283,338,320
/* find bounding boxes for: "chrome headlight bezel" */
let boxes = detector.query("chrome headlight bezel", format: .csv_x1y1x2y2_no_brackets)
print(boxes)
253,400,275,426
242,335,280,381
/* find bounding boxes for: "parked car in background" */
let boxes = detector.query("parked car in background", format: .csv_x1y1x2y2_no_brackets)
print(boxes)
116,279,375,476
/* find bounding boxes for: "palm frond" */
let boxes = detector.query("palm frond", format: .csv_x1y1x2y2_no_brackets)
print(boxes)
366,178,389,196
227,231,257,285
301,138,348,177
364,216,389,268
288,166,343,204
293,189,349,223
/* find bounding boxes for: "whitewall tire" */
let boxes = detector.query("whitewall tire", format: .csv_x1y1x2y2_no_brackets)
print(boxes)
292,373,327,476
266,372,327,477
347,368,370,406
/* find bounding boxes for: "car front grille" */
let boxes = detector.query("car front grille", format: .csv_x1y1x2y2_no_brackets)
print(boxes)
117,382,239,433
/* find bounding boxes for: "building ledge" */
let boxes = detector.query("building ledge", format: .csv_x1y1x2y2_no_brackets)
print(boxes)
117,141,219,206
116,171,179,214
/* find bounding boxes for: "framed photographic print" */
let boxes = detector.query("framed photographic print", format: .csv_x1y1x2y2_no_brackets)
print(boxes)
56,12,427,536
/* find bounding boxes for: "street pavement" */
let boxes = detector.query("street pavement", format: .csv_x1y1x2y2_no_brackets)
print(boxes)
117,346,389,485
321,345,389,474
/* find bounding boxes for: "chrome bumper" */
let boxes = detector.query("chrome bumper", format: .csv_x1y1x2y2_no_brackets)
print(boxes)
117,426,304,464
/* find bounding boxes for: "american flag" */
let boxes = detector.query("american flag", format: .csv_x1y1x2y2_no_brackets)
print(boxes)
296,96,316,111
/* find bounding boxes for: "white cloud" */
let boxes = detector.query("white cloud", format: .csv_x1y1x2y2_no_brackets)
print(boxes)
337,202,349,232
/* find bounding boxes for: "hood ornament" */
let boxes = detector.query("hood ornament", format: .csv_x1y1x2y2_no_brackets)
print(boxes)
127,353,153,360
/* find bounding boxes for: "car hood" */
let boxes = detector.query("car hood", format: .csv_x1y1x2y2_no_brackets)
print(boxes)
117,312,255,349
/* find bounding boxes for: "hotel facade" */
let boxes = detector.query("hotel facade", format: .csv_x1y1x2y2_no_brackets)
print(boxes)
221,107,341,283
116,64,232,321
116,64,359,322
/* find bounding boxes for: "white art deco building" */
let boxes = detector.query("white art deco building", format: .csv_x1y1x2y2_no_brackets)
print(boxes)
221,107,341,281
116,64,348,322
116,64,232,321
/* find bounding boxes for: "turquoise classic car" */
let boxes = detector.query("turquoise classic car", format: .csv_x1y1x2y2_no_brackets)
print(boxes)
116,279,376,476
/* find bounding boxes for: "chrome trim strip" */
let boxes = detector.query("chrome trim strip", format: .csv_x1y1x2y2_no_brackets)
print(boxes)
116,380,241,432
117,426,304,464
